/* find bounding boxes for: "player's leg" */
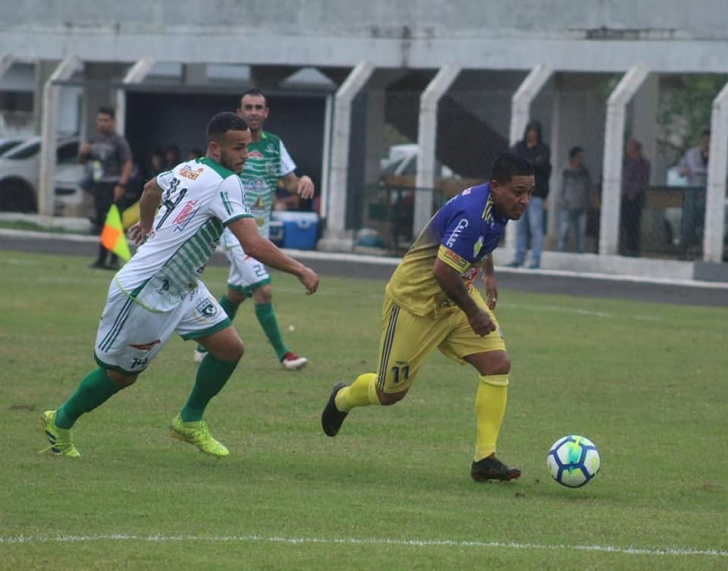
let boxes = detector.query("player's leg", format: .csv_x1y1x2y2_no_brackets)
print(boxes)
321,294,446,436
40,283,169,457
250,282,307,370
439,290,520,481
509,210,529,267
176,283,242,457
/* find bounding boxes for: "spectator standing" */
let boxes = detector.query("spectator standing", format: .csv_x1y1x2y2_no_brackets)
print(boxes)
78,106,133,270
557,146,593,253
620,139,651,257
508,120,551,269
678,128,710,251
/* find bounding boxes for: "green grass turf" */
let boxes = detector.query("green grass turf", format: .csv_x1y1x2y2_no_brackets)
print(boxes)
0,251,726,570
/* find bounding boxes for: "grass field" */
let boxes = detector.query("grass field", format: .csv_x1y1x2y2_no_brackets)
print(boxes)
1,250,726,570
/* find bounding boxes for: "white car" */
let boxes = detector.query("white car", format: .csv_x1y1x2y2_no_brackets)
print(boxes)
0,136,86,213
0,137,25,158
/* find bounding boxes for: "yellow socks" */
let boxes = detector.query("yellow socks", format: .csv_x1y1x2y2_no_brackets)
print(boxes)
335,373,380,412
474,374,509,462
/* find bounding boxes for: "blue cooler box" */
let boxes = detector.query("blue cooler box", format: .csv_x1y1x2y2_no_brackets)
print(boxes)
271,211,319,250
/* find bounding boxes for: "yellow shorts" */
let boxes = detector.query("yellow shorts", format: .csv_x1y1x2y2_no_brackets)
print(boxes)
375,289,506,394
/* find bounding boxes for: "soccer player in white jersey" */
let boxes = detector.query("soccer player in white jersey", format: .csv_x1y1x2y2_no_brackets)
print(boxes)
194,90,315,370
39,112,319,458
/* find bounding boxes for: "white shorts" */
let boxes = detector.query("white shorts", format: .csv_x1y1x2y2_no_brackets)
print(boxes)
94,280,230,374
225,245,271,296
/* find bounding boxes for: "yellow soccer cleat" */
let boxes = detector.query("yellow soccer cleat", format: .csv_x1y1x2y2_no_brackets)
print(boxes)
170,415,229,458
39,410,81,458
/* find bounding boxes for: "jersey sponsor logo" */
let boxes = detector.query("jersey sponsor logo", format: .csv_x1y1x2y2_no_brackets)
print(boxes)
446,218,469,248
179,166,203,180
248,150,264,159
440,246,469,272
462,187,472,195
128,339,162,352
172,199,200,231
265,143,276,154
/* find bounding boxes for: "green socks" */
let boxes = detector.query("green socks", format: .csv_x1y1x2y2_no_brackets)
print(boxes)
255,302,289,361
197,294,241,353
180,353,240,422
55,368,121,429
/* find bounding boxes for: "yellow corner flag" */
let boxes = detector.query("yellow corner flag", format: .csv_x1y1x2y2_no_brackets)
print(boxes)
100,204,131,261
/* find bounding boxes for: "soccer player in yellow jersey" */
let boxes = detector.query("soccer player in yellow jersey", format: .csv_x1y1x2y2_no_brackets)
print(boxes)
321,153,534,482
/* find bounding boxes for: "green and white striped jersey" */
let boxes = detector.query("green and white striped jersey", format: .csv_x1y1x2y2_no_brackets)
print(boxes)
115,157,252,311
221,131,296,247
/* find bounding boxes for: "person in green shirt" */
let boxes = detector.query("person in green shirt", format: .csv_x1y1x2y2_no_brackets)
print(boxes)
195,90,315,370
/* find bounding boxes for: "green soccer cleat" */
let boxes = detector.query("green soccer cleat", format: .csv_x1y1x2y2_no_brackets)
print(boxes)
170,414,229,458
39,410,81,458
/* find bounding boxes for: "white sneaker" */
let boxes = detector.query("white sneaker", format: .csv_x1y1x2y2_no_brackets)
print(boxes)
281,352,308,371
193,349,207,364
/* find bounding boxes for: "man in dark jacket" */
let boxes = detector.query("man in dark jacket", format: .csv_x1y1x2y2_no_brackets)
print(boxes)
507,121,551,268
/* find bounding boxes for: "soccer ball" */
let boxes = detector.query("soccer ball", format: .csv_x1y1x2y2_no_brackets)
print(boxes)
547,435,601,488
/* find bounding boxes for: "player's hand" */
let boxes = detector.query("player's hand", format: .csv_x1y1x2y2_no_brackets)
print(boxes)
483,274,498,310
467,307,497,337
297,266,319,295
127,222,152,246
79,143,91,157
113,185,125,201
296,176,315,199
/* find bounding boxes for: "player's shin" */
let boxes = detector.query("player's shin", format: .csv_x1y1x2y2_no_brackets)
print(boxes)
55,368,122,429
180,353,240,422
335,373,380,412
474,374,509,462
254,302,289,360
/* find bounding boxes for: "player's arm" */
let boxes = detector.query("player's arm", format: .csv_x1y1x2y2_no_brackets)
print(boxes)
128,178,162,245
278,140,314,198
433,258,495,337
228,217,319,294
280,171,315,199
482,255,498,310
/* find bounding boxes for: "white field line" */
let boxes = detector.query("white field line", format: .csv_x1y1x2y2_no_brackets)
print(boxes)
0,533,725,558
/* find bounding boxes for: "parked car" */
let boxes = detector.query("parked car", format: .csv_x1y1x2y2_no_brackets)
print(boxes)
0,136,86,213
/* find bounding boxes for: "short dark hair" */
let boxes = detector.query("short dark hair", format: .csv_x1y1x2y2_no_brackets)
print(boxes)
490,153,534,184
701,128,711,138
241,89,267,106
206,112,249,142
97,106,115,119
569,146,584,159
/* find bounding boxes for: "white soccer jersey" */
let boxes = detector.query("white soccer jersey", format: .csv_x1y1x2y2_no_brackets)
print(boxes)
115,158,252,312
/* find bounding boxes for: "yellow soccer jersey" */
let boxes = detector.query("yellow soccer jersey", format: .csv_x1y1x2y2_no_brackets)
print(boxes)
386,183,508,317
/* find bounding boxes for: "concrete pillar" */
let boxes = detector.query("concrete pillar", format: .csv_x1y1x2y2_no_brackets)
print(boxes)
182,63,208,85
326,62,375,237
414,64,461,235
115,57,155,136
506,64,553,249
546,75,562,239
38,55,82,217
703,81,728,263
319,93,334,220
631,73,659,184
599,65,650,256
33,60,58,135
